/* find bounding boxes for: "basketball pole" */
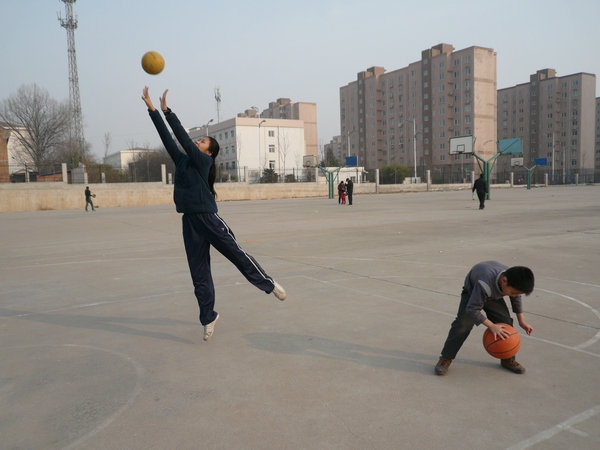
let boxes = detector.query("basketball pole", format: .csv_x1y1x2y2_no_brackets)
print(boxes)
318,166,342,199
472,139,524,200
523,165,537,190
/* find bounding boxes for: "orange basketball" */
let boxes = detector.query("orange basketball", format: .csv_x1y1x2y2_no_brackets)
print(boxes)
483,323,520,359
141,51,165,75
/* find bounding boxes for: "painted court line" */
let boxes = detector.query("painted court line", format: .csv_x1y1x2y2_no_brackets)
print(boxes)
506,404,600,450
537,288,600,350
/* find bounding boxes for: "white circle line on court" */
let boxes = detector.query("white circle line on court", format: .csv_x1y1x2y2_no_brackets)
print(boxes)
61,344,145,449
506,404,600,450
536,288,600,350
5,344,145,450
543,277,600,289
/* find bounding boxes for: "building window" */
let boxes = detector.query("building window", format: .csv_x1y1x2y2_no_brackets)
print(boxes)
269,145,275,153
268,130,275,137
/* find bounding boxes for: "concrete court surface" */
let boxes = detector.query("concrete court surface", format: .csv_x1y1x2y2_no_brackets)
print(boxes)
1,185,599,450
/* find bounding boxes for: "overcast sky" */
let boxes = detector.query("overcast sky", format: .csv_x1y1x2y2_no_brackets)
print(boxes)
2,0,599,159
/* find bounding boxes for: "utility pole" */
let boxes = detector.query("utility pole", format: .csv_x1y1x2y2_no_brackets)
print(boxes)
58,0,85,161
215,87,221,123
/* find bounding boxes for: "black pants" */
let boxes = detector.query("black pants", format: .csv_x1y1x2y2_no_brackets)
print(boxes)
347,192,353,205
440,290,513,360
476,191,486,209
182,213,275,325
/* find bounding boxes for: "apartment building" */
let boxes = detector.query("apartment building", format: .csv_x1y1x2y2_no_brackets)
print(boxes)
258,98,318,162
497,69,596,178
339,44,497,178
325,135,344,163
103,148,159,171
189,116,306,179
595,97,600,171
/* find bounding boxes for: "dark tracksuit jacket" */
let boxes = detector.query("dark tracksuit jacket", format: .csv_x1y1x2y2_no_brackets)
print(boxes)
148,109,276,325
440,261,523,359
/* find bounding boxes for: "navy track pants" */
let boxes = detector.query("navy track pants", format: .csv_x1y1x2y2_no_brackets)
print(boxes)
182,213,276,325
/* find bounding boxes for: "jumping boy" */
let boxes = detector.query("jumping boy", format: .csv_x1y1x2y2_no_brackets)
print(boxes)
435,261,535,376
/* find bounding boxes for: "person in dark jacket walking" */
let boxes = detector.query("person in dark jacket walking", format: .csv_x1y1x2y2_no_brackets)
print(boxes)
142,87,286,342
337,181,346,204
84,186,95,211
472,173,488,209
345,178,353,205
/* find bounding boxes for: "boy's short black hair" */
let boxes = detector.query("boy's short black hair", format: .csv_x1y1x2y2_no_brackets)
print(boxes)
504,266,535,295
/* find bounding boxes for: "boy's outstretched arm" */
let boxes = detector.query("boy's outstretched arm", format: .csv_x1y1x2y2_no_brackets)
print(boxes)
516,313,533,335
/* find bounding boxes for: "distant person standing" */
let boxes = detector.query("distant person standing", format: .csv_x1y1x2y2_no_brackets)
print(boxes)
345,178,354,205
472,174,488,210
85,186,95,212
338,181,347,205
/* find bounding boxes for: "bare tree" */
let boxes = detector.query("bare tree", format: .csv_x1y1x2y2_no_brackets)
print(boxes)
102,132,112,159
235,131,243,177
278,129,292,176
317,139,325,166
126,138,139,150
0,84,71,170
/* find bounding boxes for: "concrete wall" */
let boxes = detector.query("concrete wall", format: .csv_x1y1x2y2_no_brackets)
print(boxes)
0,181,525,213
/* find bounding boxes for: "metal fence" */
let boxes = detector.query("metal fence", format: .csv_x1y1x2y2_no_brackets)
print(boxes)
378,166,474,185
496,167,600,185
4,161,599,186
1,163,69,183
217,167,318,184
1,162,171,184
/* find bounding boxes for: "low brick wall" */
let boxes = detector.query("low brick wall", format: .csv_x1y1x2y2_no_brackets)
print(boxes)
0,181,520,213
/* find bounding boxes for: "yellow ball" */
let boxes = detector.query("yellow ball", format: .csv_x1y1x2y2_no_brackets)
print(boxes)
141,51,165,75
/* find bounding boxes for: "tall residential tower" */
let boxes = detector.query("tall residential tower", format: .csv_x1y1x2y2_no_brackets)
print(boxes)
340,44,497,179
497,69,596,181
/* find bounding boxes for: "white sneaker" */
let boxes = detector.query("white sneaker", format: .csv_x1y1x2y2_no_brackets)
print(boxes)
272,281,286,301
203,314,219,341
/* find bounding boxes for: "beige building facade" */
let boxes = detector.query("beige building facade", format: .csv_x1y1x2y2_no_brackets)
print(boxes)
259,98,318,161
190,117,307,181
339,44,497,179
497,69,597,179
597,97,600,171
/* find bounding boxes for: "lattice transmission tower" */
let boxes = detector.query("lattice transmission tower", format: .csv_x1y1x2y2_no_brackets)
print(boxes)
58,0,86,160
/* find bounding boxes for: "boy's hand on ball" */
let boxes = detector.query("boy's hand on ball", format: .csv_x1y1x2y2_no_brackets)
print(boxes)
488,323,508,340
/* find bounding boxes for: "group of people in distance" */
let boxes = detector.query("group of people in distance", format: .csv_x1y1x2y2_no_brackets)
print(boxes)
337,179,353,205
140,87,536,376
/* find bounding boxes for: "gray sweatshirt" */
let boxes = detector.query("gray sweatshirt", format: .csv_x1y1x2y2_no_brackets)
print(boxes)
463,261,523,325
